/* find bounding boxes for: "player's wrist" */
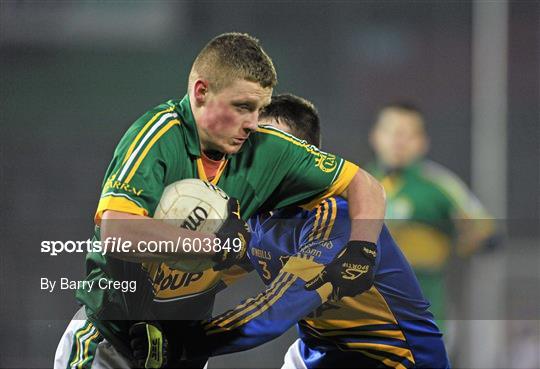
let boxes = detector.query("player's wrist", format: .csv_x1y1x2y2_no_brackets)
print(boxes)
347,240,377,263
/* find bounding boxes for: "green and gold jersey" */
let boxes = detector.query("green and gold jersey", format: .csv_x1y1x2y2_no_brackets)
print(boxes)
76,95,358,354
367,160,492,272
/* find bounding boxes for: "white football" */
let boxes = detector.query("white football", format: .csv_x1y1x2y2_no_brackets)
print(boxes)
153,179,229,272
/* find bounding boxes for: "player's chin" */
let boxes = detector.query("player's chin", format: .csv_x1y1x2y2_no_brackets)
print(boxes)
222,141,244,154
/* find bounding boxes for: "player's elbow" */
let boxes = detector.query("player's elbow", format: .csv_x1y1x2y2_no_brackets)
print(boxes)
359,169,387,218
373,176,386,215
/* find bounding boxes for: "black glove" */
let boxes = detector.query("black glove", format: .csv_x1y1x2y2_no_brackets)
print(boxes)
129,321,168,368
305,241,377,300
212,198,250,270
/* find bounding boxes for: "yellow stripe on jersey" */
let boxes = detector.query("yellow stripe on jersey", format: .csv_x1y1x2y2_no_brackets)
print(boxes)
281,255,333,302
124,119,180,183
122,107,176,165
308,198,337,242
207,274,298,334
301,161,359,210
77,329,101,369
94,194,148,224
308,203,323,242
196,158,229,185
357,349,411,369
211,159,228,185
299,323,411,367
322,197,338,240
345,342,415,365
257,126,319,154
302,287,398,330
205,273,286,328
70,322,94,368
312,328,406,341
204,273,289,329
281,256,324,282
316,200,330,240
196,158,208,182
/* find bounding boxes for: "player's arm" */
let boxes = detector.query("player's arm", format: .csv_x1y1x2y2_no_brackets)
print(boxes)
447,181,496,256
425,162,496,256
181,264,327,359
179,200,348,359
340,168,386,243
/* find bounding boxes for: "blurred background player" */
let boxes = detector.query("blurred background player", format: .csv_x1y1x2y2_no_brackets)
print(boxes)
366,102,496,333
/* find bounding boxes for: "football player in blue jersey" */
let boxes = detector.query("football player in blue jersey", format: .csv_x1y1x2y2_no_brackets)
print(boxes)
131,94,450,368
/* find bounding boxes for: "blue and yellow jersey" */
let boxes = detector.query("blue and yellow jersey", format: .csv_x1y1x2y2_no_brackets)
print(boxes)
187,197,449,368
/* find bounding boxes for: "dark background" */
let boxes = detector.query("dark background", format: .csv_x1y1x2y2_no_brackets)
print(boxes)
1,1,538,368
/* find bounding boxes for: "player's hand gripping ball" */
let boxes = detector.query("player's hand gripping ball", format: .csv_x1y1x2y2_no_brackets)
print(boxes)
153,179,230,272
305,241,378,300
129,321,168,368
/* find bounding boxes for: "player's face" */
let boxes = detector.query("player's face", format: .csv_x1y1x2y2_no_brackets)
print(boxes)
197,79,272,155
370,109,428,169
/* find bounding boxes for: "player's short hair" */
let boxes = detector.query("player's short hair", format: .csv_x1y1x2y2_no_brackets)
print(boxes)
377,101,426,132
381,101,423,117
260,93,321,147
189,32,277,92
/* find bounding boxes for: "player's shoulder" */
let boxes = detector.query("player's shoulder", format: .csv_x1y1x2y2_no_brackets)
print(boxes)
130,100,181,130
123,100,182,140
253,124,322,154
419,159,475,207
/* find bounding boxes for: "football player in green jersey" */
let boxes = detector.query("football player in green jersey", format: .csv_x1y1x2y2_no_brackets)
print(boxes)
367,102,495,333
55,33,385,369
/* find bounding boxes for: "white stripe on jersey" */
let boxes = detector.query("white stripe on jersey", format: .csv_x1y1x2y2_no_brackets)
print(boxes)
117,112,178,182
71,326,97,369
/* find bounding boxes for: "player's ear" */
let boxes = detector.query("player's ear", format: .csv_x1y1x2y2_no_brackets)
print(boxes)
193,79,210,106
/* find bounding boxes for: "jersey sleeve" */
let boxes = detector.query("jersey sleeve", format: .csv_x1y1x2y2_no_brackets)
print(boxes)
184,199,351,359
423,161,494,224
95,106,181,223
256,126,359,211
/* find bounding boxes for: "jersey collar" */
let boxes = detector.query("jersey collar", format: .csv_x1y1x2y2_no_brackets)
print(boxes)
176,94,202,157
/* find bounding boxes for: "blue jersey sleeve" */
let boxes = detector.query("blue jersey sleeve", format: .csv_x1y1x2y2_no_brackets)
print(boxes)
184,198,351,359
187,269,322,358
296,197,351,265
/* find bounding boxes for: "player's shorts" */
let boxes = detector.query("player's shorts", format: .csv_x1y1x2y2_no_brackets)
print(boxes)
282,338,450,369
54,307,131,369
282,339,308,369
282,339,394,369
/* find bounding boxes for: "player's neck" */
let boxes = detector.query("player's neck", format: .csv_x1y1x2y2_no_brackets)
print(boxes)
202,150,225,161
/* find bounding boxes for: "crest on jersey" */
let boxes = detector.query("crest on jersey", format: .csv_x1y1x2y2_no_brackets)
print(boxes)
315,153,338,173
